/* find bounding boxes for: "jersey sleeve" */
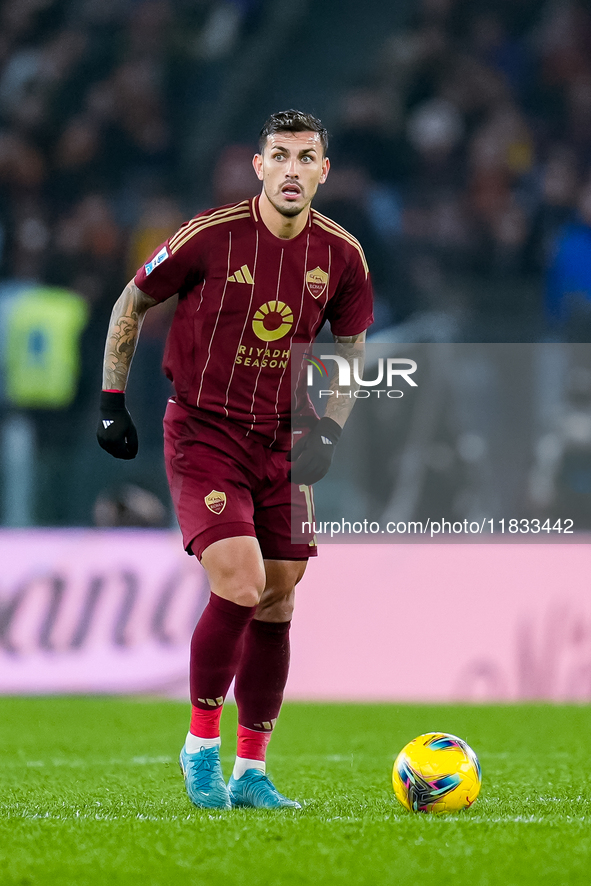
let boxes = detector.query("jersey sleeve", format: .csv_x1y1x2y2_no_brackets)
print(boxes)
134,229,204,302
325,246,374,337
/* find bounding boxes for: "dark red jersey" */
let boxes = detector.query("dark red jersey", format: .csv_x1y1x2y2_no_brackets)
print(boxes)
134,196,373,447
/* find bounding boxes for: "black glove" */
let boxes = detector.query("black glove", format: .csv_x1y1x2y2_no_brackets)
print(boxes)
97,391,138,460
287,416,342,485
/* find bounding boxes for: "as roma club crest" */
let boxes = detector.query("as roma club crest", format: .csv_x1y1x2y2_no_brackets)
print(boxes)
204,490,226,514
306,267,329,299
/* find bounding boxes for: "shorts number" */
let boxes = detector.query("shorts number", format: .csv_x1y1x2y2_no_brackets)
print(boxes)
299,484,314,524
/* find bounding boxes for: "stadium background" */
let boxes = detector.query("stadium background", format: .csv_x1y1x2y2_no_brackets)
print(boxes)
0,0,590,703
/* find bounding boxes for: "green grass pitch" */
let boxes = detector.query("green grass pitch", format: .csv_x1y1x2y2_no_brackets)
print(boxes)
1,698,591,885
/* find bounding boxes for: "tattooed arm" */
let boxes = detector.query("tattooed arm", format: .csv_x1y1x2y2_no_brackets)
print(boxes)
323,331,366,427
102,280,157,391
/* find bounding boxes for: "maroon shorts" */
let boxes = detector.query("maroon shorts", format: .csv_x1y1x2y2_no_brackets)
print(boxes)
163,399,317,561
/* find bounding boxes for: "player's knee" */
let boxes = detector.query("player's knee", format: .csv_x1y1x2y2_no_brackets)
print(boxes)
256,586,296,621
210,568,265,608
257,560,305,618
264,560,306,592
231,583,265,608
201,537,266,607
263,580,295,605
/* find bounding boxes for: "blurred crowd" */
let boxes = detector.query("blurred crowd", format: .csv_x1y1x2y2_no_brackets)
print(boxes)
2,2,591,375
317,0,591,339
2,0,591,525
0,0,261,422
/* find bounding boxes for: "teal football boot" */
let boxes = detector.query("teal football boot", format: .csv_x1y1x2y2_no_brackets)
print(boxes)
227,770,301,809
179,745,231,810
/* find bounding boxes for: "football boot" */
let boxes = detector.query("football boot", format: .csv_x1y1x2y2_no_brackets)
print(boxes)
227,769,301,809
179,744,231,810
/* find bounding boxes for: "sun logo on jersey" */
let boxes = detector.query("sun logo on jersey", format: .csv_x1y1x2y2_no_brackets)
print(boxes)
252,300,294,342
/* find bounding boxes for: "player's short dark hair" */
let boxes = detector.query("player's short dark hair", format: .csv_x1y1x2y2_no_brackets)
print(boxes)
259,110,329,155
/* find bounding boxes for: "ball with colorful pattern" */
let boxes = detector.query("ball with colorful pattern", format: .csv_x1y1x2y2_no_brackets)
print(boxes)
392,732,481,814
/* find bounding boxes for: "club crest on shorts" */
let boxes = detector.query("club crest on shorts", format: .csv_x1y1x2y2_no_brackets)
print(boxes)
306,267,329,299
204,490,226,514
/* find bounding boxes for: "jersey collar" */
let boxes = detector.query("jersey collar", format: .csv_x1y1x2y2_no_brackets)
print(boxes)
252,195,312,244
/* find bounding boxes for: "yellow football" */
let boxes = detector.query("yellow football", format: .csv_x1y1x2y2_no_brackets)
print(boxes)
392,732,481,814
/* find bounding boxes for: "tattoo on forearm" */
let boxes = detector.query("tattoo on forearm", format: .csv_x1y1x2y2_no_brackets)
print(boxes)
323,332,366,427
102,282,156,390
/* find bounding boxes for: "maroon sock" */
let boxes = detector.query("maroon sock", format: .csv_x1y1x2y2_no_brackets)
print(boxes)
190,593,256,714
234,619,291,733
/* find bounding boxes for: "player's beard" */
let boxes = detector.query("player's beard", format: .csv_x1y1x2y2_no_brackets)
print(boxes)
275,203,304,218
266,186,310,218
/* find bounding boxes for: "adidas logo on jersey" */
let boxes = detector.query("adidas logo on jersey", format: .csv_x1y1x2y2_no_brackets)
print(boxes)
228,264,254,284
321,436,333,445
103,420,114,428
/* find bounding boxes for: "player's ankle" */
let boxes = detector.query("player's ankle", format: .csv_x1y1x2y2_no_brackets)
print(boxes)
233,724,272,777
232,757,265,779
185,732,221,753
